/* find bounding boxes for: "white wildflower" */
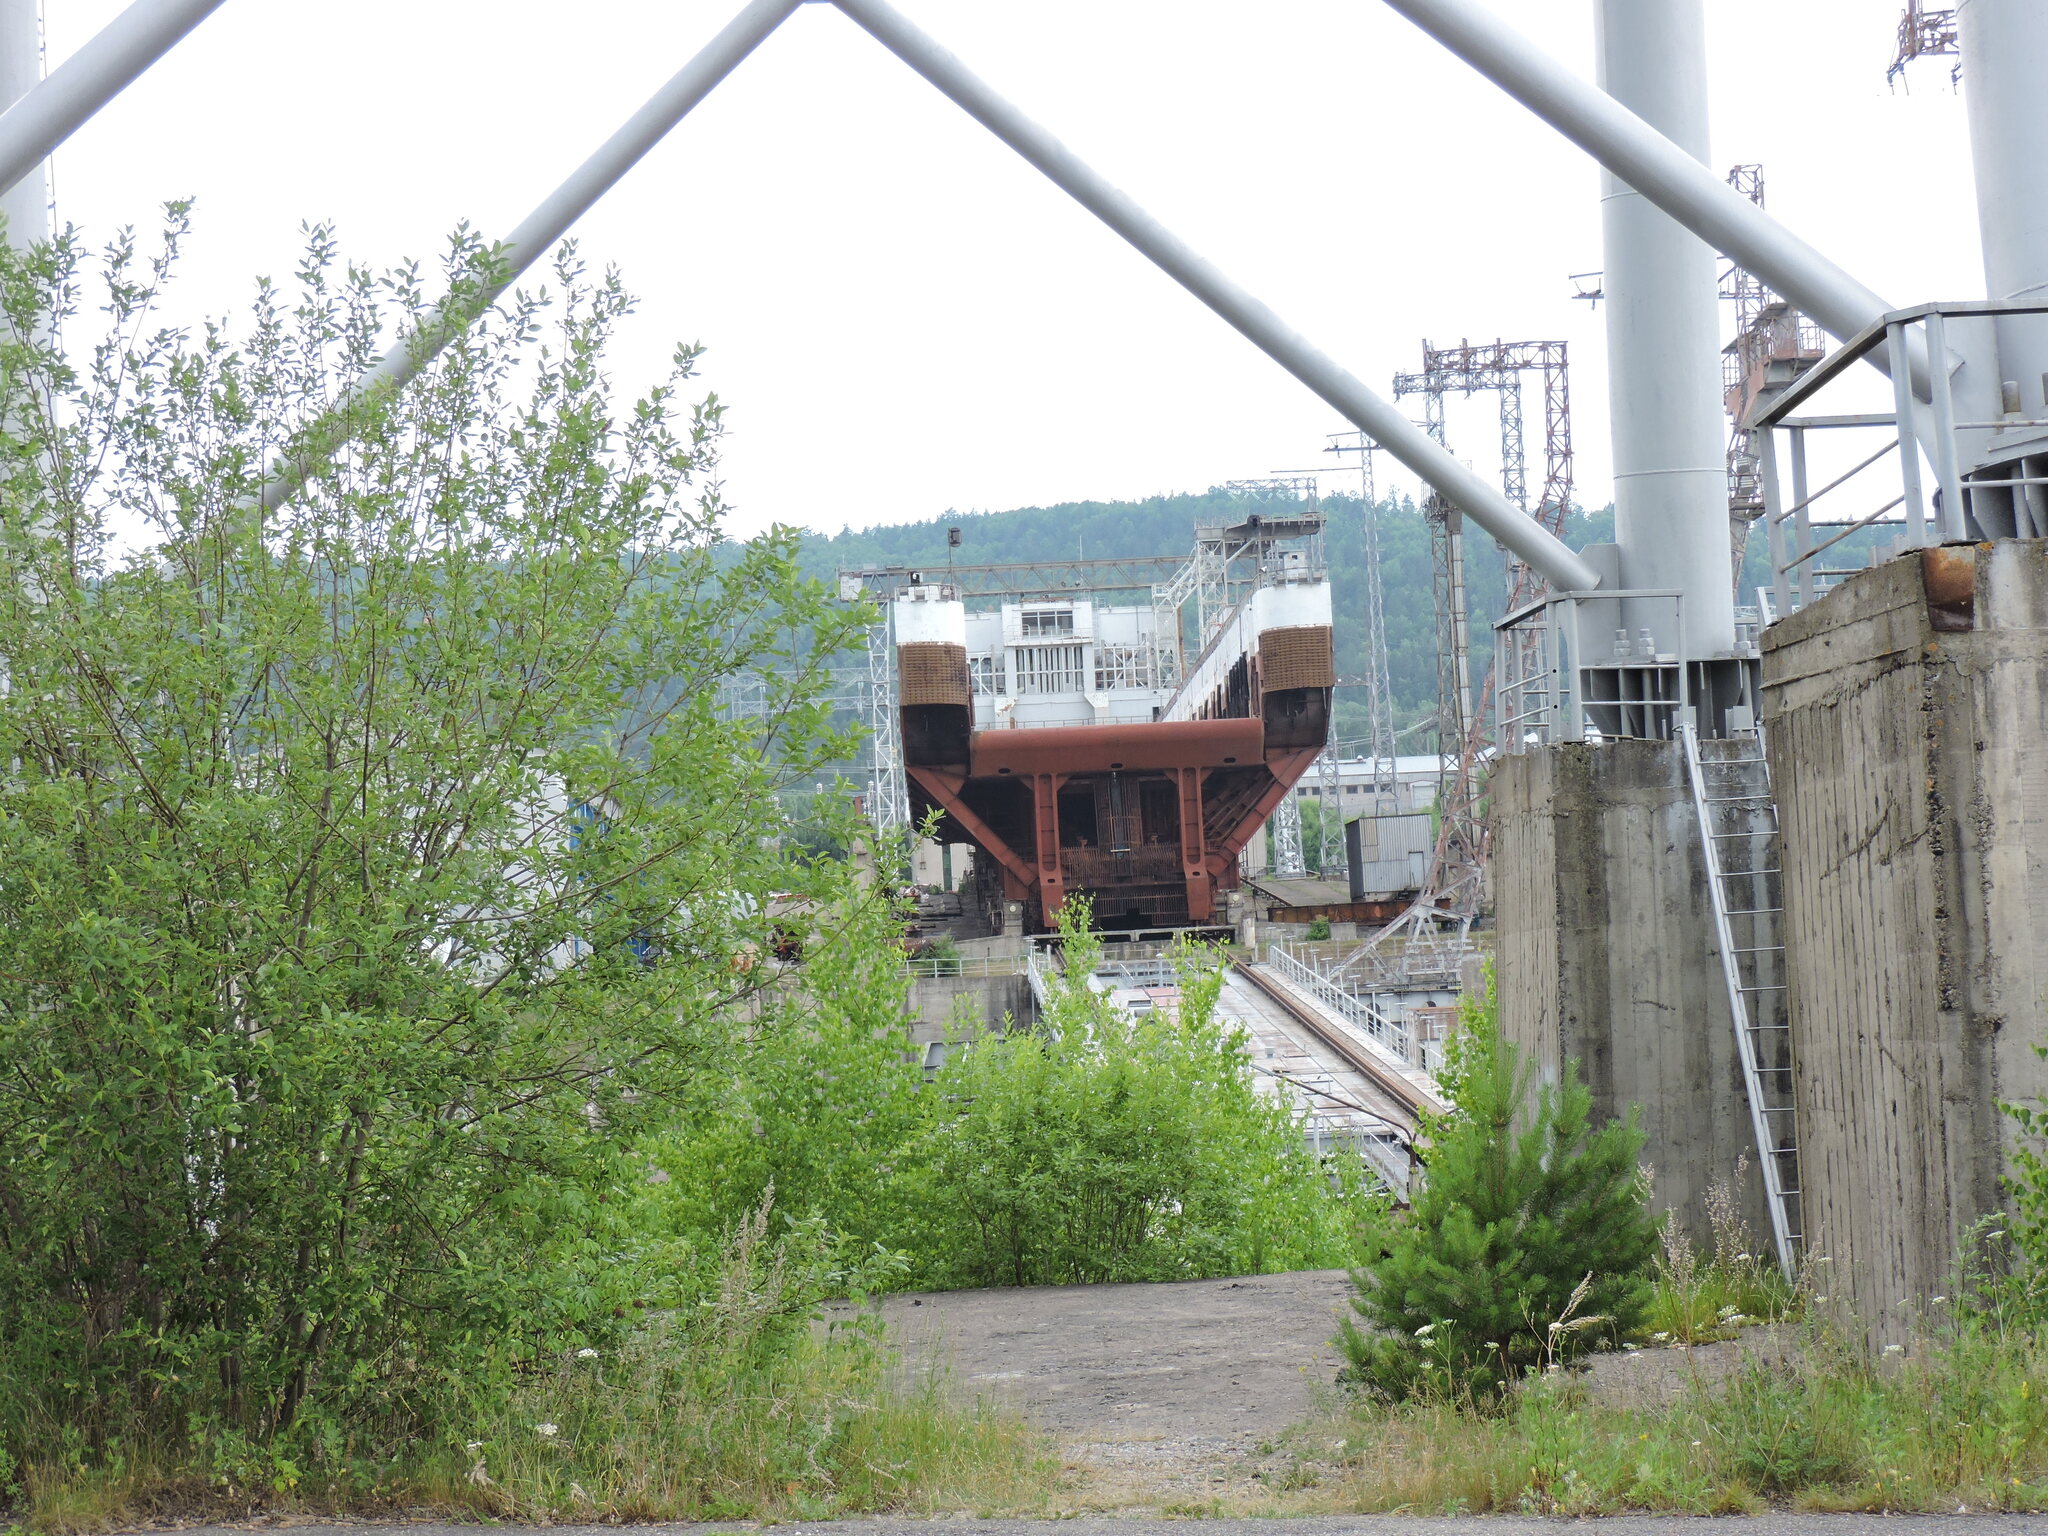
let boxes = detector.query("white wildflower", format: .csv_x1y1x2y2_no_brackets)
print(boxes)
1650,1330,1672,1343
1931,1295,1949,1305
535,1422,560,1437
576,1347,600,1359
1414,1322,1436,1337
1884,1344,1904,1355
465,1441,484,1452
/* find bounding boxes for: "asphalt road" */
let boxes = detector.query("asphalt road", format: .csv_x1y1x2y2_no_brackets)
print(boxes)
155,1516,2048,1536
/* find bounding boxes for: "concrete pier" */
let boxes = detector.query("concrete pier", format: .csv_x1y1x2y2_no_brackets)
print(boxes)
1764,541,2048,1325
1493,738,1772,1247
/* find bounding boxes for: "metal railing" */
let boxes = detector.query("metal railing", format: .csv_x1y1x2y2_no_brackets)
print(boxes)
902,954,1027,980
1752,298,2048,616
1263,942,1414,1063
1493,588,1689,750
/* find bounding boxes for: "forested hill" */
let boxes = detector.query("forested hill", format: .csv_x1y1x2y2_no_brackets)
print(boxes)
796,489,1616,748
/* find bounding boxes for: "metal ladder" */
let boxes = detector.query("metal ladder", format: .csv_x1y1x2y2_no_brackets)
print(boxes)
1680,722,1803,1274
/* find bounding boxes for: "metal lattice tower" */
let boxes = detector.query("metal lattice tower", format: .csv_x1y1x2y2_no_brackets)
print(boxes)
1327,434,1401,810
1889,2,1959,83
1389,338,1574,925
1720,166,1826,576
863,611,909,835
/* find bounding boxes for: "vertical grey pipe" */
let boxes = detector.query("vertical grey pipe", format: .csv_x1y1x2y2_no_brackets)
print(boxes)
1597,0,1733,656
830,0,1601,594
262,0,805,512
0,0,44,247
1957,1,2048,437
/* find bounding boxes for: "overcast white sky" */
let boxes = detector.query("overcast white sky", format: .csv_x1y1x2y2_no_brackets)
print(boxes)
38,0,1982,539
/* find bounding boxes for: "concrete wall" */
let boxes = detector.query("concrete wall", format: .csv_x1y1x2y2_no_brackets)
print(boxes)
1494,738,1771,1247
906,971,1034,1049
1764,542,2048,1327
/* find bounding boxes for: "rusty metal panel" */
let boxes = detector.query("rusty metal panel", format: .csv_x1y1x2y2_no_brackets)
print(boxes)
897,641,971,706
1259,623,1336,691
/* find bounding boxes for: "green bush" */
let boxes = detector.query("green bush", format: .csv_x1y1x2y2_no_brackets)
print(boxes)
898,900,1374,1287
1339,972,1660,1403
0,218,873,1474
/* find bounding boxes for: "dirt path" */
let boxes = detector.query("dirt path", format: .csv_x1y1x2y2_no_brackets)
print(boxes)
872,1270,1356,1506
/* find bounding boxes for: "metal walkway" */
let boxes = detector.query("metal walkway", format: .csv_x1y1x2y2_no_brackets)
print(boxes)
1680,724,1803,1273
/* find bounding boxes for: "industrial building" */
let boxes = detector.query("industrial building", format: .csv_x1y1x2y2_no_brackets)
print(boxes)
882,511,1335,934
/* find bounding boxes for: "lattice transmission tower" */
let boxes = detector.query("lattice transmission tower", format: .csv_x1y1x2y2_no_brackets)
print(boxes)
1389,339,1573,921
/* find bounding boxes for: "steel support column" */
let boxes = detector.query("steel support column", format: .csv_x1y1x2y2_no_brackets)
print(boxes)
1598,0,1737,658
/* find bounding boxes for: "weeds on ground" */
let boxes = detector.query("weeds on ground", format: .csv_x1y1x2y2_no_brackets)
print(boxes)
1282,1223,2048,1515
2,1204,1053,1533
1642,1161,1798,1345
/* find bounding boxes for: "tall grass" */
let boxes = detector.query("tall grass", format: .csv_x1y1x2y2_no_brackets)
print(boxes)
1281,1228,2048,1515
3,1205,1051,1533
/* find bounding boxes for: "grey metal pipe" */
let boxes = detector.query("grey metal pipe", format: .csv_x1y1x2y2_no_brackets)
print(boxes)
1380,0,1914,384
263,0,804,512
0,0,46,247
1957,0,2048,418
1596,0,1733,657
0,0,226,206
831,0,1602,593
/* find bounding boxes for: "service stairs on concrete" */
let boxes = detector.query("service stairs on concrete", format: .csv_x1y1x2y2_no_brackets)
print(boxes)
1681,723,1804,1274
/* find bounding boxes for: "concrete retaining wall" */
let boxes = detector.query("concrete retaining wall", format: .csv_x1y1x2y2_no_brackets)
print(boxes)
1763,542,2048,1327
907,972,1034,1048
1493,738,1771,1248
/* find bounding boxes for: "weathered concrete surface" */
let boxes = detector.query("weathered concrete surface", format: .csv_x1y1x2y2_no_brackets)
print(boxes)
1492,738,1770,1247
1763,541,2048,1329
907,972,1033,1048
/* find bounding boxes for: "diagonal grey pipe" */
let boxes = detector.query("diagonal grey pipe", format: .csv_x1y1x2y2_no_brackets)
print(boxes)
262,0,804,512
1378,0,1932,394
0,0,228,203
831,0,1602,593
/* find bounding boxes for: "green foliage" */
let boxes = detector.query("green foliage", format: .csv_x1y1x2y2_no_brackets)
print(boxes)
899,900,1373,1287
1642,1161,1796,1345
0,215,880,1471
1307,917,1333,941
1340,971,1659,1403
1283,1263,2048,1515
644,889,932,1256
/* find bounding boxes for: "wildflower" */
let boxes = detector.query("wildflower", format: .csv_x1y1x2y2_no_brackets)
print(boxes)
1414,1322,1436,1337
1736,1252,1752,1261
576,1347,600,1359
1816,1295,1828,1303
1717,1305,1740,1319
1650,1330,1672,1343
1931,1295,1949,1305
1884,1344,1904,1355
1691,1440,1702,1448
535,1422,560,1437
465,1441,484,1452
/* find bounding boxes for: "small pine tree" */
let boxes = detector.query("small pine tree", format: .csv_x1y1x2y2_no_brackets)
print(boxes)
1340,970,1659,1403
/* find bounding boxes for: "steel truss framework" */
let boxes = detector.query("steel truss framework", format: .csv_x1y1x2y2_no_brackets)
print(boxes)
1384,340,1573,934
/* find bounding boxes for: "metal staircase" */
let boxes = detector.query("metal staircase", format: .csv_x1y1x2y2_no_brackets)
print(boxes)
1680,723,1803,1274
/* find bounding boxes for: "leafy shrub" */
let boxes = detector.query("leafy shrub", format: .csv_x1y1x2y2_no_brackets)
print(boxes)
899,900,1373,1286
1340,972,1660,1402
1307,917,1333,941
0,218,870,1470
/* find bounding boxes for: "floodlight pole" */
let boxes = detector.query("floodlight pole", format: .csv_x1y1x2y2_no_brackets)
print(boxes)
1378,0,1936,396
0,0,227,208
261,0,804,512
830,0,1601,594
